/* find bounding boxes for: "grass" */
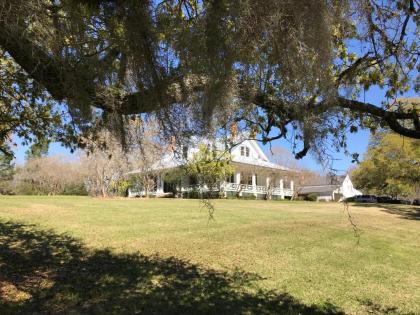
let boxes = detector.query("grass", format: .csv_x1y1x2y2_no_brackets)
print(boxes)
0,196,419,314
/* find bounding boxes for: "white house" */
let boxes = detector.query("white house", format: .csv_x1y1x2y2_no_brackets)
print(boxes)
297,174,362,201
127,139,295,199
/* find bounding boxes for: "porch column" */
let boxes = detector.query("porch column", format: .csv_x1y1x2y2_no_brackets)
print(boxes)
235,172,242,197
252,173,257,197
235,172,241,184
290,180,294,192
266,176,271,200
157,175,164,194
279,179,285,200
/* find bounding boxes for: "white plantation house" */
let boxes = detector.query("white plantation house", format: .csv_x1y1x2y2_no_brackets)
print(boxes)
128,139,295,199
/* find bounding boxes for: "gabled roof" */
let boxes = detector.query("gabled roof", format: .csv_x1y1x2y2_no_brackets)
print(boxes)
247,140,269,162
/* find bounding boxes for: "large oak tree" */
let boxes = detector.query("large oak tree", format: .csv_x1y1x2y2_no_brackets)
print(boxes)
0,0,419,159
352,131,420,201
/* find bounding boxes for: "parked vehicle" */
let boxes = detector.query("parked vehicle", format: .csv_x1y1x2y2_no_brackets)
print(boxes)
377,196,393,203
397,198,411,205
376,196,405,204
354,195,377,203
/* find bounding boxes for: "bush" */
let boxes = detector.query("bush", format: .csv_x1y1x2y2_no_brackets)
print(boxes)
306,193,318,201
62,183,88,196
240,193,257,200
204,191,222,199
13,156,87,195
182,190,222,199
0,180,14,195
110,180,130,197
225,192,238,199
182,190,199,199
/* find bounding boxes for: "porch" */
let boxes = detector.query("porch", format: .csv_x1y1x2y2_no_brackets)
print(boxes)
164,181,293,199
220,165,294,198
128,164,295,199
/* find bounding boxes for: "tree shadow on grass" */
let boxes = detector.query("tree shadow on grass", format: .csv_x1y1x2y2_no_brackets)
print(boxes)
358,299,417,315
0,220,344,315
351,203,420,221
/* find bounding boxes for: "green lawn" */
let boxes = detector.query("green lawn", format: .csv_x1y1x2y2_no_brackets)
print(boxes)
0,196,419,314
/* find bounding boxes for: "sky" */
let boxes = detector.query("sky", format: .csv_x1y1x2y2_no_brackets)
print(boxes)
13,84,415,174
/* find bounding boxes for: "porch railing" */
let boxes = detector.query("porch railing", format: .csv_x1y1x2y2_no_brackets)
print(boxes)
129,183,293,197
181,185,220,192
224,183,293,196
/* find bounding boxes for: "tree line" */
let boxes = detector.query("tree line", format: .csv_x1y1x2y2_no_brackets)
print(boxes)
0,118,321,198
0,119,169,197
352,131,420,202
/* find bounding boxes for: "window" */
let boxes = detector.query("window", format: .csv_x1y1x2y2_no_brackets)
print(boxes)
240,146,250,157
226,174,235,183
240,173,253,185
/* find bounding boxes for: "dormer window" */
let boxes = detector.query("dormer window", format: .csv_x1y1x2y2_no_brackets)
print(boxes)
240,146,250,157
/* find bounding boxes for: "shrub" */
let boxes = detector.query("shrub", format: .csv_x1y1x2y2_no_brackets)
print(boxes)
306,193,318,201
182,190,222,199
62,183,88,196
0,180,15,195
13,156,86,195
240,193,257,200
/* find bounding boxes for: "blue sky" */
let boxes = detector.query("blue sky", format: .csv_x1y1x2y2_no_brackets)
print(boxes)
11,87,417,173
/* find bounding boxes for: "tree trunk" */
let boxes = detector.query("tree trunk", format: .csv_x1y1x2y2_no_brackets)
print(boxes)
101,185,107,198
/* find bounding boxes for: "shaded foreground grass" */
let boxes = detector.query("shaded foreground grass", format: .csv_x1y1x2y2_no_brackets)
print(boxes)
0,196,419,314
0,220,342,315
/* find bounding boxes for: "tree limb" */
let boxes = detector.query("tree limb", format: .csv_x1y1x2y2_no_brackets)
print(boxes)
0,21,90,101
336,97,420,139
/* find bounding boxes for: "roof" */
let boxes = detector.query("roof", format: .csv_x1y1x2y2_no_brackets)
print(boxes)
247,140,269,162
126,154,182,174
304,175,346,186
298,185,340,194
232,157,291,171
127,138,293,174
